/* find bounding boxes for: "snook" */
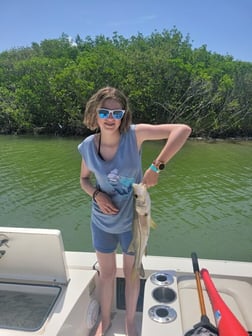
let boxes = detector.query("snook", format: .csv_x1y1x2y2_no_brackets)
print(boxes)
128,183,156,278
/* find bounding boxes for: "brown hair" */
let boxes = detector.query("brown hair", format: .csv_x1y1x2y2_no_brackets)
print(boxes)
83,87,132,133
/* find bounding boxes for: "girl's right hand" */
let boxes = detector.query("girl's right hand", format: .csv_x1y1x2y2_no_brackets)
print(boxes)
95,192,119,215
142,167,159,188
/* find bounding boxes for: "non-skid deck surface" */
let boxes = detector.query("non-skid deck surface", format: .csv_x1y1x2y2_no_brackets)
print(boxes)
90,311,142,336
0,290,56,331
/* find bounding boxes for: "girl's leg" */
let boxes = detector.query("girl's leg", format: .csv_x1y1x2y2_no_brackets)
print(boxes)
95,251,116,335
123,253,140,336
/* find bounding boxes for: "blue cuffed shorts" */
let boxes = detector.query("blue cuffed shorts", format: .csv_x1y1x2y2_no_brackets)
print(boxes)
91,224,134,255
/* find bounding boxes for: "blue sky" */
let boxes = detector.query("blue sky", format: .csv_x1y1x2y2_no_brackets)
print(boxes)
1,0,251,62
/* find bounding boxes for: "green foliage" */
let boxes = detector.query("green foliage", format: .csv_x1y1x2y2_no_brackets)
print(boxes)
0,29,251,137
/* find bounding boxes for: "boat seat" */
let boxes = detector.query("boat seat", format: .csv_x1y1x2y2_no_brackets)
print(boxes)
178,277,252,332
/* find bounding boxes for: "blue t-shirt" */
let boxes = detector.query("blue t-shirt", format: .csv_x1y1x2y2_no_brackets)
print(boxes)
78,125,142,233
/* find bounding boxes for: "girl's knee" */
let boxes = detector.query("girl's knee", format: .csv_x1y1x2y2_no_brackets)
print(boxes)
100,266,116,280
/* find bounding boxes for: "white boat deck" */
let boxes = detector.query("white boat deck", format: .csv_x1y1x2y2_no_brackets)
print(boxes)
0,227,251,336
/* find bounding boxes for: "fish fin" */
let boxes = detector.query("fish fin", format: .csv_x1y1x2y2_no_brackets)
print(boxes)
127,240,135,253
150,219,157,229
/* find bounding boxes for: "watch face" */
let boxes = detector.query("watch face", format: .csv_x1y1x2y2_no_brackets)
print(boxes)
158,163,165,170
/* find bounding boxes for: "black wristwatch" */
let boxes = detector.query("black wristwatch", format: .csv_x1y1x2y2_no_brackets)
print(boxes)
153,160,165,171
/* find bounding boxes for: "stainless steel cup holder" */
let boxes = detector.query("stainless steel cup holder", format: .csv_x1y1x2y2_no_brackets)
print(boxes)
148,305,177,323
150,272,174,286
152,286,177,303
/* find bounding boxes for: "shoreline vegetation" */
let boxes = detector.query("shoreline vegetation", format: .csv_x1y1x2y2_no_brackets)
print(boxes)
0,29,251,138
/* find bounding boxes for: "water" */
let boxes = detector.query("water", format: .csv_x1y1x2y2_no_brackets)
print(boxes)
0,135,251,261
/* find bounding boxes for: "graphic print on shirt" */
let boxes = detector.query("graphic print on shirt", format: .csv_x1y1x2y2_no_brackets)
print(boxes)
107,169,134,195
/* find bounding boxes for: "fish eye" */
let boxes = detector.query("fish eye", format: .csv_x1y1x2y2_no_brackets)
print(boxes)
134,194,138,198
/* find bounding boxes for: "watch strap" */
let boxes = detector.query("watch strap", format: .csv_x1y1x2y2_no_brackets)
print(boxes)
150,163,160,173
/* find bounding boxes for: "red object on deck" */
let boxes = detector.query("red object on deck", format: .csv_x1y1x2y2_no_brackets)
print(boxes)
201,268,248,336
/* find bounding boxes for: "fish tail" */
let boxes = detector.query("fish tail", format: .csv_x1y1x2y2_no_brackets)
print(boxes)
130,263,145,280
139,262,145,278
131,268,138,280
144,246,147,256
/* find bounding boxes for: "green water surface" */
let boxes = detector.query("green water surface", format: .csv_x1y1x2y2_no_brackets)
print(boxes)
0,135,251,261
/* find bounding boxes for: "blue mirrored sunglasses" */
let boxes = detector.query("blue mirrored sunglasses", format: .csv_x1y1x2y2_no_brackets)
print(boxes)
98,108,125,120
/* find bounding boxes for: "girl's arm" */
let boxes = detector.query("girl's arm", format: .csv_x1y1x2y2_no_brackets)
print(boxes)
79,159,96,198
135,123,192,187
79,159,119,214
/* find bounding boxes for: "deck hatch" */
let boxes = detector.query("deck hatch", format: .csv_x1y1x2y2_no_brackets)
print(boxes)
0,282,61,331
0,227,69,284
0,227,69,332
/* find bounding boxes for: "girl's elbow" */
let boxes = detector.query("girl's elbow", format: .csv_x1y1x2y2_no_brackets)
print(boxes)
183,124,192,136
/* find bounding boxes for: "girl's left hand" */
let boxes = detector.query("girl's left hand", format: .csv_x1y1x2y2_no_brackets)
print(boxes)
142,168,159,188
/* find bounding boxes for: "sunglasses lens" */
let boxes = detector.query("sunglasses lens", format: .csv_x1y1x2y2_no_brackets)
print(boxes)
98,109,109,119
98,109,125,120
113,110,124,119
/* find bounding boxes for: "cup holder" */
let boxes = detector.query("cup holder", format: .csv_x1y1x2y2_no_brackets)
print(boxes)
150,272,174,286
152,286,176,303
148,305,177,323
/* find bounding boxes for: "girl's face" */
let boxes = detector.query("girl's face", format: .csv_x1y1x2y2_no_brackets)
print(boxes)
97,98,123,133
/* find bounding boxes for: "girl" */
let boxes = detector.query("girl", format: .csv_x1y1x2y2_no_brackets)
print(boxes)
78,87,191,336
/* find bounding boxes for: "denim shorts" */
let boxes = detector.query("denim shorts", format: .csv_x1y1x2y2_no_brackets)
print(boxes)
91,224,134,255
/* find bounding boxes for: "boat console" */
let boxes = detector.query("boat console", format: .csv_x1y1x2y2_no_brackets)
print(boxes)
141,270,183,335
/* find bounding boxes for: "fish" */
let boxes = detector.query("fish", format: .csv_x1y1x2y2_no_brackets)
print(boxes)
128,183,156,278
